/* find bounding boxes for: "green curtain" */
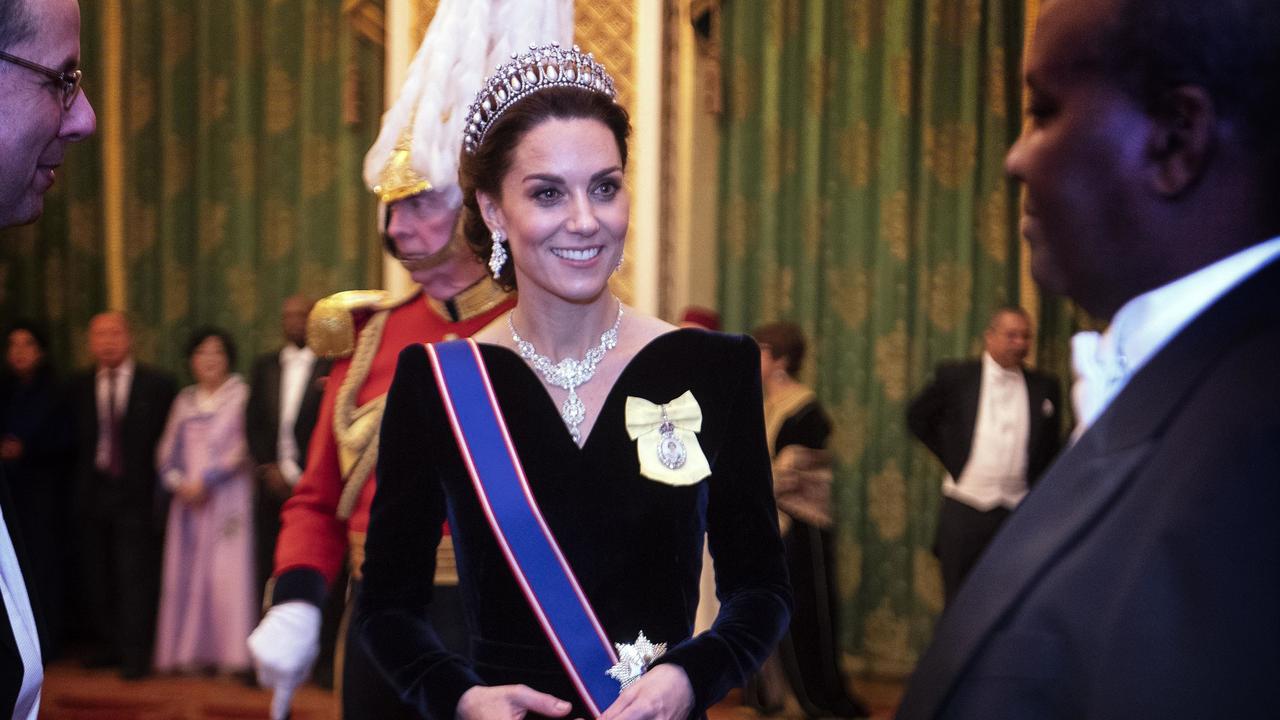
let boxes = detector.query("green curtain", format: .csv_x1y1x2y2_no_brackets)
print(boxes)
718,0,1057,676
0,0,384,377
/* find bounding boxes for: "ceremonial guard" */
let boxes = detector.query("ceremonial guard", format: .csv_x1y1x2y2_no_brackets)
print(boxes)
246,0,572,715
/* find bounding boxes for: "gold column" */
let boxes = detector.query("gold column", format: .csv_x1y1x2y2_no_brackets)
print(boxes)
1018,0,1040,344
101,0,126,311
577,1,642,308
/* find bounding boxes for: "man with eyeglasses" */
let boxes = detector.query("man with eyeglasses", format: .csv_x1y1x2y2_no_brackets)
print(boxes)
0,0,96,230
0,1,95,717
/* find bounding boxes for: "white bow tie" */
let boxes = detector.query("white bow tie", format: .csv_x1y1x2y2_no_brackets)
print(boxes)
1071,330,1127,437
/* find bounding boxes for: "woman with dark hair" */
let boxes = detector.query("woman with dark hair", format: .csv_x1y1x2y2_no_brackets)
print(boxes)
0,322,72,657
750,321,867,719
153,327,255,675
357,45,790,720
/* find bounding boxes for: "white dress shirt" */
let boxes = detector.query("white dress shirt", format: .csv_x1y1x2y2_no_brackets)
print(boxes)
943,353,1031,511
1072,235,1280,436
94,358,135,474
0,506,41,719
277,345,316,486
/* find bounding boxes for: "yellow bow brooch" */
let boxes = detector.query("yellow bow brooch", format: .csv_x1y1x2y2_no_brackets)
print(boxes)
624,391,711,486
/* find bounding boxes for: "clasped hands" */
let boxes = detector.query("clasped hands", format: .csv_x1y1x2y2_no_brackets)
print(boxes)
456,663,693,720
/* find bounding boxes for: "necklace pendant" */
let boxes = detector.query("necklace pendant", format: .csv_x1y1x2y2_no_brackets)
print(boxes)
656,413,687,470
562,391,586,442
507,300,624,446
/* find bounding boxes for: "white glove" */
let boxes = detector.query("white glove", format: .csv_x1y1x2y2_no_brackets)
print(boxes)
247,601,323,720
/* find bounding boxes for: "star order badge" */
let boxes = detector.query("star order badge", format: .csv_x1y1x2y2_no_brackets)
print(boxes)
606,632,667,689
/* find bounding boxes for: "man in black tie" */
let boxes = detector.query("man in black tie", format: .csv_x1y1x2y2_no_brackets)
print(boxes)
1,0,97,713
70,312,175,679
897,0,1280,717
246,294,330,598
907,307,1061,604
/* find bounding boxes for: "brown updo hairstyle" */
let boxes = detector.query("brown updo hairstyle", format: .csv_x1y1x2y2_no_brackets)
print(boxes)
752,321,807,378
459,86,631,290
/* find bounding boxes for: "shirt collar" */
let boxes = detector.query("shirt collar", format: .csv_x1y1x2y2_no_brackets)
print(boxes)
982,352,1022,381
96,357,135,380
1103,235,1280,382
280,344,313,363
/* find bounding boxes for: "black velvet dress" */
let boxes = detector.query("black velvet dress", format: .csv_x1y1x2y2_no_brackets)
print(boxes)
357,330,792,719
773,404,868,719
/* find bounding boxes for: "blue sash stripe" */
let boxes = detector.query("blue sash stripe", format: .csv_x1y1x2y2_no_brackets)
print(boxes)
428,340,620,715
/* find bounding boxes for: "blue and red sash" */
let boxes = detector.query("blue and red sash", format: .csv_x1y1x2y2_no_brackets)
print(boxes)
426,339,620,716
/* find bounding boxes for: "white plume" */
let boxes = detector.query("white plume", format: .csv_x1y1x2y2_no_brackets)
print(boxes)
363,0,574,195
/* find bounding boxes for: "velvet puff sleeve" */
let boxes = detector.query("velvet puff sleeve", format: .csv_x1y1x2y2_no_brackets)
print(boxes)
650,335,793,715
354,344,482,719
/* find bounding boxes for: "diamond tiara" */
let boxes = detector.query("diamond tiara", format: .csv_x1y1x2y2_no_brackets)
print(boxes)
462,43,617,156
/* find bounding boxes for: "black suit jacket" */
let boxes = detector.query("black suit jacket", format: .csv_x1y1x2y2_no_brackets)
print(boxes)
70,363,177,526
907,360,1062,486
0,470,40,717
897,256,1280,720
245,349,330,467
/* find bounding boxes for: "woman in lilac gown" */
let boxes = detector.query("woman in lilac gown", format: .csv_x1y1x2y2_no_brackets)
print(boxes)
153,328,255,674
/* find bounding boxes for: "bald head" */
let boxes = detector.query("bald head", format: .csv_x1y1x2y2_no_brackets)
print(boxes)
984,308,1031,369
281,294,312,348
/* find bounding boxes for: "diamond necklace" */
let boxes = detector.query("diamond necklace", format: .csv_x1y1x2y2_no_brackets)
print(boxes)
508,300,624,444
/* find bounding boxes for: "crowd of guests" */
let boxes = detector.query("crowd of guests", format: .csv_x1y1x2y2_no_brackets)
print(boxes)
4,0,1278,717
0,299,327,682
0,299,877,715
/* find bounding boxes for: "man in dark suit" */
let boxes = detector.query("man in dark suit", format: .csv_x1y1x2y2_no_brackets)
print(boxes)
71,312,175,679
897,0,1280,718
245,294,329,596
1,0,97,713
908,307,1061,604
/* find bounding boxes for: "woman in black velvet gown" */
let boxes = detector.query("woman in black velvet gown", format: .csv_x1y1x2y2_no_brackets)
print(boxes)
749,322,868,719
356,45,791,720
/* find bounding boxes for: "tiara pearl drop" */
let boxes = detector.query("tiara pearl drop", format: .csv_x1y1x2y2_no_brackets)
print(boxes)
463,43,617,156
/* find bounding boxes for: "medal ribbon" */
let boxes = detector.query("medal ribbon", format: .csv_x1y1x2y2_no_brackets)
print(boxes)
426,339,620,716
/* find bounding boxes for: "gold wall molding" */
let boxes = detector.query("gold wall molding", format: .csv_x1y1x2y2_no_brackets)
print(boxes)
1019,0,1040,346
102,0,126,311
343,0,386,45
576,3,638,112
577,1,641,307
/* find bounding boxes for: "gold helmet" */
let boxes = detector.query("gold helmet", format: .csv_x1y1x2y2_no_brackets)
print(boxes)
363,0,574,206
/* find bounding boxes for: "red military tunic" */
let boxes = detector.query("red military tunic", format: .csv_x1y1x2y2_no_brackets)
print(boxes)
271,281,513,605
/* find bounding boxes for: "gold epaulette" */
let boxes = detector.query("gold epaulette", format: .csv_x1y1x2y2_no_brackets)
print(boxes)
306,290,393,359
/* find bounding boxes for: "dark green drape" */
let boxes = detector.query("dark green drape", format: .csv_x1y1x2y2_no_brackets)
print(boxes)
717,0,1080,675
0,0,384,377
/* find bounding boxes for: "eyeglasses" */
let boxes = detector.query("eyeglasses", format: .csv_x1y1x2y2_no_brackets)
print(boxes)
0,50,82,110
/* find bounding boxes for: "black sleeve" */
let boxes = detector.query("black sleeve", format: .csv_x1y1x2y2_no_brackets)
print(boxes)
651,335,793,715
245,354,273,465
354,345,482,719
293,358,331,465
907,365,951,462
1029,372,1064,485
20,376,74,461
